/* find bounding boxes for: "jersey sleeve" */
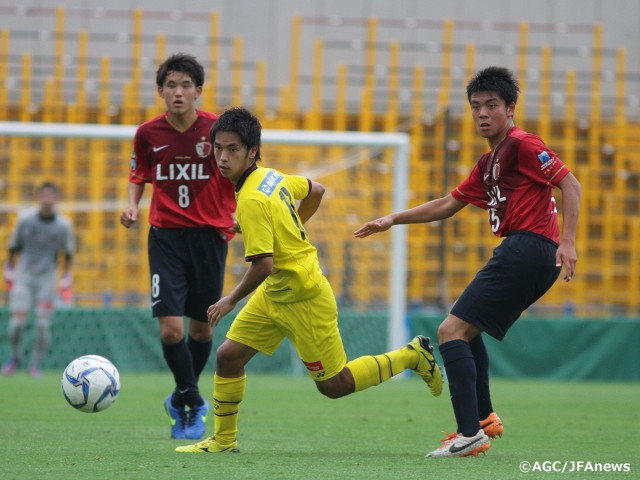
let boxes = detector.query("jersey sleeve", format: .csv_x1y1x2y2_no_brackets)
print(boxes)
129,126,152,184
451,163,489,209
7,215,24,252
519,135,570,187
63,216,75,256
287,174,312,200
238,197,274,261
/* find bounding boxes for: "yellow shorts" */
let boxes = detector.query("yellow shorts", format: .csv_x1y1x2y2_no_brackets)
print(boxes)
226,277,347,381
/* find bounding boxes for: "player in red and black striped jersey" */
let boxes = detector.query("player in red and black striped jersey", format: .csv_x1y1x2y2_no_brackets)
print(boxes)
128,108,235,232
355,66,581,457
453,125,569,242
120,53,236,440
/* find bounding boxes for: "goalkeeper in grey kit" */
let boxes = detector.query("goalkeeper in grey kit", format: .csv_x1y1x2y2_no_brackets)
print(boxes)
2,182,75,378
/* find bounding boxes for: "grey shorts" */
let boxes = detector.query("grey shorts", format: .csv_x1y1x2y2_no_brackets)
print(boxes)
9,269,57,312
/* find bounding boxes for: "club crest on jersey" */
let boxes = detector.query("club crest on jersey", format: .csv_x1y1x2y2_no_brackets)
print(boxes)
538,151,555,170
257,170,283,196
492,160,500,180
195,141,212,158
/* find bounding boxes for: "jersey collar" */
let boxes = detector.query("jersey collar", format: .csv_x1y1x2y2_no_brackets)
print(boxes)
235,163,258,192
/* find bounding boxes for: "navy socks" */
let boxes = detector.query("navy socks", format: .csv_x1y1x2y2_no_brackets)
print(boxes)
161,339,200,408
439,339,479,437
188,335,212,381
469,334,493,419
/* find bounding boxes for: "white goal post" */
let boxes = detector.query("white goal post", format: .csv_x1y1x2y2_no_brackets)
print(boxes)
0,121,411,352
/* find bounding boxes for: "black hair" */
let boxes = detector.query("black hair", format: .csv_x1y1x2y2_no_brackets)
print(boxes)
210,107,262,162
155,53,205,88
38,181,59,195
466,66,519,106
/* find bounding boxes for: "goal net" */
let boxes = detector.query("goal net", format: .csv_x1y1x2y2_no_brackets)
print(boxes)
0,121,411,355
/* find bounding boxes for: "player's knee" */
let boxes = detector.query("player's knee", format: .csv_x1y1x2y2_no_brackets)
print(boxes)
438,314,478,343
437,322,451,344
188,318,212,343
315,381,345,399
158,318,185,344
215,342,248,377
189,330,212,343
35,308,53,327
215,344,233,365
315,370,354,399
35,316,52,328
160,327,184,345
9,313,28,325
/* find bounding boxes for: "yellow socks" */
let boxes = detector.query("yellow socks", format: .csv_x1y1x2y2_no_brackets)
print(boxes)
345,346,418,392
213,373,246,445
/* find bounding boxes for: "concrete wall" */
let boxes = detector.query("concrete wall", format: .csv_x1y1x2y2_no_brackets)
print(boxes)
1,0,639,116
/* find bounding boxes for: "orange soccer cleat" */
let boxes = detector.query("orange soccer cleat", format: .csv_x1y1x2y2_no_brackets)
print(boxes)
480,412,504,439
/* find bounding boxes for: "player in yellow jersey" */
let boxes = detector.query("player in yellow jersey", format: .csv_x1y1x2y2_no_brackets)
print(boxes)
175,107,443,454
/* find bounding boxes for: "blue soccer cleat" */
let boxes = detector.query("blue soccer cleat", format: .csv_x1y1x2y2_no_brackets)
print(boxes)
163,394,187,439
2,357,19,376
185,399,210,439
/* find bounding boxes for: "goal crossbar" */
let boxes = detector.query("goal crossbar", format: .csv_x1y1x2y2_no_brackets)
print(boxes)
0,121,411,352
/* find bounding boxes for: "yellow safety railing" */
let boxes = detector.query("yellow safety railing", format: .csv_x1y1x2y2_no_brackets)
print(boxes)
0,9,638,315
202,12,220,113
231,36,243,107
0,29,8,121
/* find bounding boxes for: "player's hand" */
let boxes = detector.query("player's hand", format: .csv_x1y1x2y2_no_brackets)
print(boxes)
59,272,73,302
353,216,394,238
4,262,13,291
556,241,577,282
59,271,72,290
120,208,138,228
207,296,237,327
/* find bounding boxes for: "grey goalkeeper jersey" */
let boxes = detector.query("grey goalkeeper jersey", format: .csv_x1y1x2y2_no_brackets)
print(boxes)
8,207,75,275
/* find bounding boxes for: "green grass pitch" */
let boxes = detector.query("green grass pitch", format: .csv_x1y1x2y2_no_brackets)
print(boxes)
1,371,637,479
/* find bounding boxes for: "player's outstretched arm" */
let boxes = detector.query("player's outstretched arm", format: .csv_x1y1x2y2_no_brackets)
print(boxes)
556,172,581,282
354,194,466,238
353,215,395,238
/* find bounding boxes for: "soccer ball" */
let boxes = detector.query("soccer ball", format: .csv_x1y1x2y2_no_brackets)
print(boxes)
61,355,120,413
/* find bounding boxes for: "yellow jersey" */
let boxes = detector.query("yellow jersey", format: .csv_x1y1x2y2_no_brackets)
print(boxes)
236,165,325,303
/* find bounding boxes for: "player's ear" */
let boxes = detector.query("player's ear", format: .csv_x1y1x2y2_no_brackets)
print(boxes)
248,146,258,160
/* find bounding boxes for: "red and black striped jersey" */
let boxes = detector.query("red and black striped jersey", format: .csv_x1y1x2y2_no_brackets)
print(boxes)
452,126,570,242
129,110,236,237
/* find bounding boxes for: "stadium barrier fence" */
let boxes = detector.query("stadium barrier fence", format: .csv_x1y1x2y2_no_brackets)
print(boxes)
0,307,637,382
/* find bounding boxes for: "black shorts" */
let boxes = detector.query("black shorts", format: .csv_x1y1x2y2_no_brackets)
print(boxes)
450,231,561,341
147,226,228,322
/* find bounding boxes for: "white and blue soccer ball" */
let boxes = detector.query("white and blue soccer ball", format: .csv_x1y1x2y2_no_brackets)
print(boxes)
62,355,120,413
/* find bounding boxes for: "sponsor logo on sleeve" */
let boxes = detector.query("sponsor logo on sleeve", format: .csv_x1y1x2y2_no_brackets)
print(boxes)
538,151,556,170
